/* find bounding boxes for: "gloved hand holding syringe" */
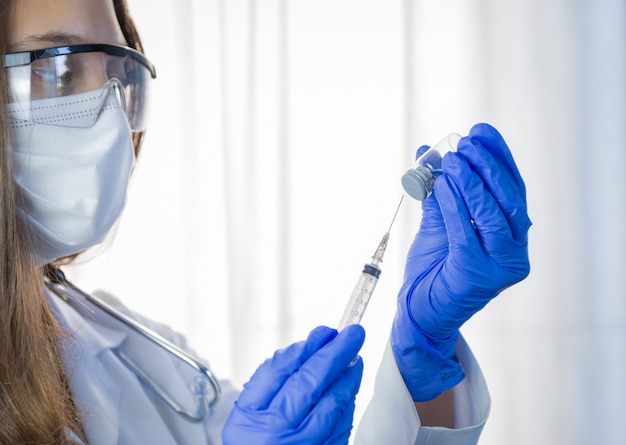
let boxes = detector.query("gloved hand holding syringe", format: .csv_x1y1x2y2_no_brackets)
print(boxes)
337,196,404,331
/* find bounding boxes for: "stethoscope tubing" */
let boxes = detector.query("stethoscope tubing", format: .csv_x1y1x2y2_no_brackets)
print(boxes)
45,269,222,422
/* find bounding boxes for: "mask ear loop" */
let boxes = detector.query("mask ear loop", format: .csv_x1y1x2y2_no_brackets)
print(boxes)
91,78,127,126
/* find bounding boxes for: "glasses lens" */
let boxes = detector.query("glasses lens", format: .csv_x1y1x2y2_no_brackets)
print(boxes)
115,56,152,131
32,53,108,99
6,50,152,130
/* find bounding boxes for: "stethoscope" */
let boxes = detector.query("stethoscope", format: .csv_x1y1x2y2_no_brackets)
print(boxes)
45,267,222,423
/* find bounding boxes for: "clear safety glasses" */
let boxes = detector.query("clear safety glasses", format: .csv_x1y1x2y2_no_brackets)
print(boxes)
3,44,157,130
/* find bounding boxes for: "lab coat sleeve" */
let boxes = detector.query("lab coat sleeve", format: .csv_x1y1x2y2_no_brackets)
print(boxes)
354,334,490,445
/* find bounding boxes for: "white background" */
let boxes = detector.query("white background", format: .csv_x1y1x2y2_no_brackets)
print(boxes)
66,1,626,443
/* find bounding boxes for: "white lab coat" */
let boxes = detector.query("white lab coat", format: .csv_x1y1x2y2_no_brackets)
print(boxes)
48,285,489,444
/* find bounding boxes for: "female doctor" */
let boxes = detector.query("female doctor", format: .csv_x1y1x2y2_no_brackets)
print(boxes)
0,0,531,443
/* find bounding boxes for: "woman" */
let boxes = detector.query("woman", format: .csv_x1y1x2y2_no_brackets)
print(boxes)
0,0,531,443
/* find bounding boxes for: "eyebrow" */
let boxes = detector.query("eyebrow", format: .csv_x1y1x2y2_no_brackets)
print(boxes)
9,32,87,52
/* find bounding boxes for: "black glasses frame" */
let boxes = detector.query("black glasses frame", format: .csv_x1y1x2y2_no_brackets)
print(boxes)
3,43,157,79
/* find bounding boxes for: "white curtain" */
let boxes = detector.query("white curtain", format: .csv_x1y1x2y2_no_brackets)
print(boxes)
67,0,626,443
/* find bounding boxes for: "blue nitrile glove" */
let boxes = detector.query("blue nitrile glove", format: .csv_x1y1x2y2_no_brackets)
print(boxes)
392,123,531,402
222,325,365,445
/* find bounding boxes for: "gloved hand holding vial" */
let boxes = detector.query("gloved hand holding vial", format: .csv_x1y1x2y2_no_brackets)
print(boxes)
392,123,532,402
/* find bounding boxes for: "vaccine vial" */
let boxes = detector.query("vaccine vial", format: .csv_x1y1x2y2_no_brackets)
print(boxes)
401,132,462,200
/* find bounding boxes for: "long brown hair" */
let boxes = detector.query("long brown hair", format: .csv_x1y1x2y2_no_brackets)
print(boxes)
0,1,146,443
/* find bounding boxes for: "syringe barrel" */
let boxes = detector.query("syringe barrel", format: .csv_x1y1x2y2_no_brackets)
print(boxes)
337,263,381,331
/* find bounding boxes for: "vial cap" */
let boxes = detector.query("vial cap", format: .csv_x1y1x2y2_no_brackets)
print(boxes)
401,167,432,201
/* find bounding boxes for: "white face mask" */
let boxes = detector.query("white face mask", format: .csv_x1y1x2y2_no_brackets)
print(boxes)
8,89,135,265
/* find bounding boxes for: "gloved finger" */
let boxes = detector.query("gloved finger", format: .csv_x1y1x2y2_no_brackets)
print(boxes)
436,159,530,293
468,123,527,195
323,402,357,445
414,144,430,159
268,324,365,427
236,326,338,410
403,200,449,285
456,137,530,242
418,191,445,233
415,143,445,225
411,143,446,234
423,173,494,335
440,153,513,250
299,357,363,445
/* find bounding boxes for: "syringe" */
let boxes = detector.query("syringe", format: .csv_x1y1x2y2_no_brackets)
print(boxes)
337,196,403,331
